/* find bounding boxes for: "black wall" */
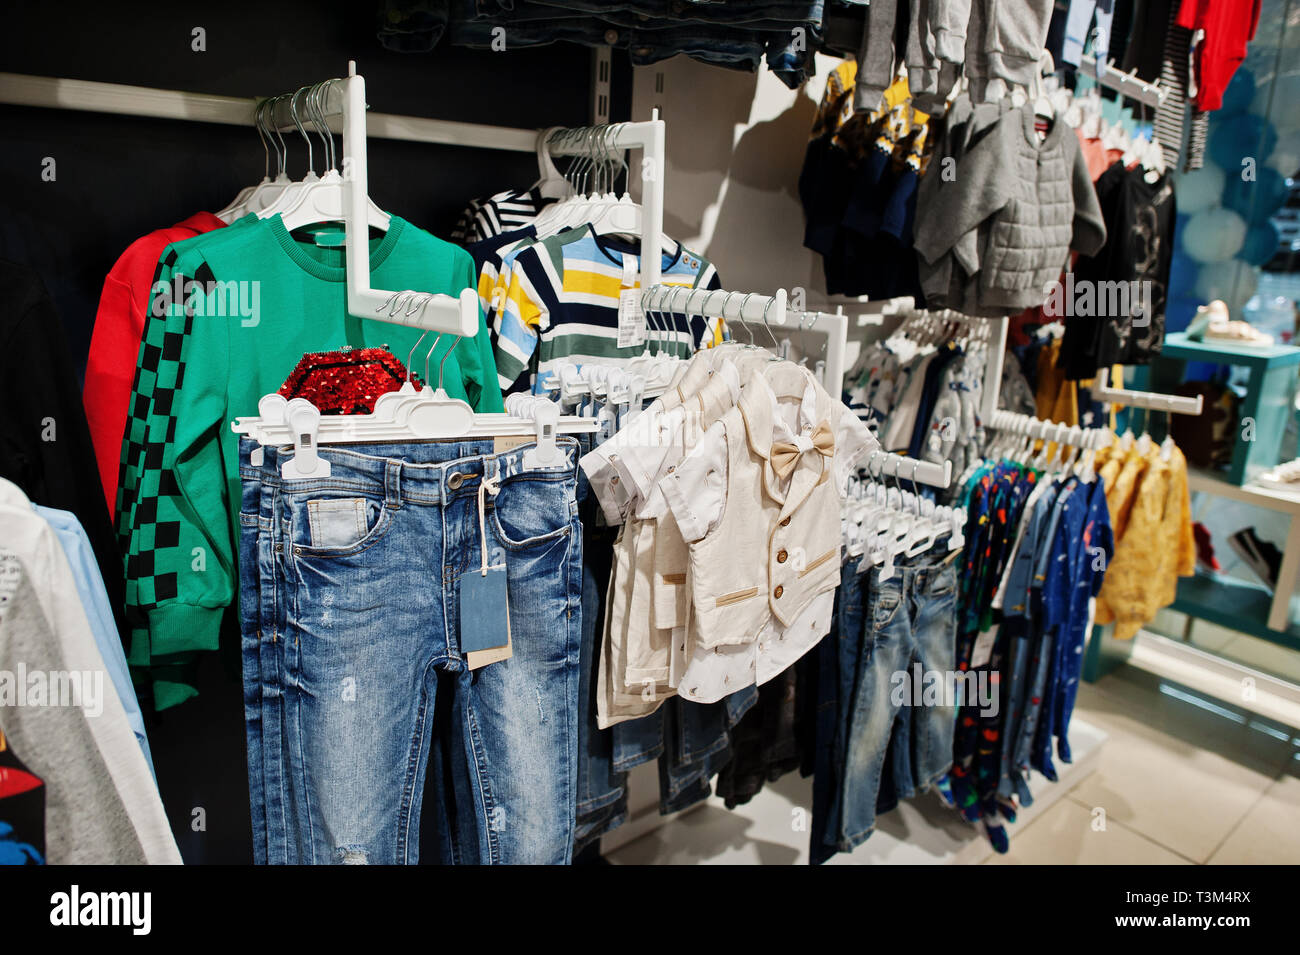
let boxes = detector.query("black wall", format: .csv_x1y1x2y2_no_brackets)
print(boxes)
0,0,630,863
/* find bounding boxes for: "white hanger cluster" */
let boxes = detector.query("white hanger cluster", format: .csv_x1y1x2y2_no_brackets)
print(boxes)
231,329,597,480
843,450,964,581
985,410,1112,483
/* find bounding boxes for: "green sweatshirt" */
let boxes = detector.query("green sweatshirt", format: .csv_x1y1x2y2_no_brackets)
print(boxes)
117,213,502,708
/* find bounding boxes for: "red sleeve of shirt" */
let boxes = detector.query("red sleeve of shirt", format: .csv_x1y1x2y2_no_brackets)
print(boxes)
83,213,225,517
1175,0,1206,30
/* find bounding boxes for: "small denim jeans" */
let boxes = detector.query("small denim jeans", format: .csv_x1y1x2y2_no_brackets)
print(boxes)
239,438,583,864
837,549,957,850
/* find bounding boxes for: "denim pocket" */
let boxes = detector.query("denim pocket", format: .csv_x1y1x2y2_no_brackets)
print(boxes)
295,496,392,557
490,476,574,550
872,592,901,628
930,577,955,597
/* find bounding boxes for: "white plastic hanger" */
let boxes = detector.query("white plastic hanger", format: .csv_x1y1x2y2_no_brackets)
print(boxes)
277,80,390,235
532,126,572,201
232,321,597,479
1033,50,1056,122
224,97,295,220
217,98,272,222
257,87,322,220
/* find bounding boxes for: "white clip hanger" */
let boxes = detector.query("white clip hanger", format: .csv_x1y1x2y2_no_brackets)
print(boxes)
280,397,331,478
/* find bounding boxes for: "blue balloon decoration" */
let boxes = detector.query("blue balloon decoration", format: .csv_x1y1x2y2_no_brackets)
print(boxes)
1169,250,1199,285
1239,222,1280,265
1219,69,1255,115
1208,113,1278,170
1222,166,1289,224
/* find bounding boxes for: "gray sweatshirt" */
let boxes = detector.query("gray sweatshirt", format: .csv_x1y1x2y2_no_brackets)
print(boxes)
916,94,1013,308
0,555,147,864
0,492,181,863
914,104,1107,314
966,0,1057,102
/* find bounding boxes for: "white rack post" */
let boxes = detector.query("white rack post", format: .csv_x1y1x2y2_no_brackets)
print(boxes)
339,65,478,337
868,450,953,489
981,315,1009,426
1076,55,1167,107
791,309,849,396
548,114,666,290
1093,368,1205,415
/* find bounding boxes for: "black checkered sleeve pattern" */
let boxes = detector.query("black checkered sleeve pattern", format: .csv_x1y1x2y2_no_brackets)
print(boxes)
115,251,225,656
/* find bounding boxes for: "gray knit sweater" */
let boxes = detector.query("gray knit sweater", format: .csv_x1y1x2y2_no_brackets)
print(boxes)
915,104,1107,314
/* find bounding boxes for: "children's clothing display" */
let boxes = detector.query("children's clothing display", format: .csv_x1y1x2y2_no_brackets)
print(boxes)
116,214,501,709
800,61,929,300
4,0,1284,871
1091,437,1195,638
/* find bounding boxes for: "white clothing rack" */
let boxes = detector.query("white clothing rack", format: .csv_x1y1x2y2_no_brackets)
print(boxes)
864,450,953,489
789,309,849,396
1093,368,1204,415
1076,55,1167,107
0,65,667,329
987,409,1114,449
640,284,851,393
0,70,541,150
854,296,917,322
641,284,788,329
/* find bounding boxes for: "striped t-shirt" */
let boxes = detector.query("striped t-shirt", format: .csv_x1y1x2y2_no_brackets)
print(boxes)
493,225,724,394
451,187,555,244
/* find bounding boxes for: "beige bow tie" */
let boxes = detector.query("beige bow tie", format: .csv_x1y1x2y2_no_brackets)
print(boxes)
770,420,834,481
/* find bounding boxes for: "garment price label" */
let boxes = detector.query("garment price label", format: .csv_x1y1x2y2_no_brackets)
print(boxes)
969,625,998,669
461,565,512,667
617,252,644,349
618,289,644,349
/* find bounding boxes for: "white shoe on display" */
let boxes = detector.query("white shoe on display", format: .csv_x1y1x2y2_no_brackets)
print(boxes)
1256,458,1300,496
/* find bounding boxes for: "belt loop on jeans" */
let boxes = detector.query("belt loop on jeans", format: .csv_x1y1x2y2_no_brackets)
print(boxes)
384,459,403,509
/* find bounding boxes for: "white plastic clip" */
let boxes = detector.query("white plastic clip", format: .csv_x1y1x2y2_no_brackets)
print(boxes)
280,398,331,479
522,402,562,469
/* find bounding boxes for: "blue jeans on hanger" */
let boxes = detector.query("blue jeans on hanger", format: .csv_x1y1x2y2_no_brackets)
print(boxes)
237,440,268,865
241,438,584,864
836,548,957,851
809,552,864,865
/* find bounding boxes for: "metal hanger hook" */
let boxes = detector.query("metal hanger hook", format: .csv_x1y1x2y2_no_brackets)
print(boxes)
760,296,780,349
289,86,314,174
423,332,445,389
406,331,429,386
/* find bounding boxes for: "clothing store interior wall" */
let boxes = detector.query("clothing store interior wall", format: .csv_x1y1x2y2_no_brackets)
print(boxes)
1,0,1298,872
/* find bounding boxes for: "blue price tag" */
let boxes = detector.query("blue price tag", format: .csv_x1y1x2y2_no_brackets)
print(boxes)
460,565,510,653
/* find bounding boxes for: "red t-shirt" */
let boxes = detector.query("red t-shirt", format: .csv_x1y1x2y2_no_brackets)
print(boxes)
83,211,225,516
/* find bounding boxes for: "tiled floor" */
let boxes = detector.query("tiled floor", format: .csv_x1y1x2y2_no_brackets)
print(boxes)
605,662,1300,865
991,667,1300,865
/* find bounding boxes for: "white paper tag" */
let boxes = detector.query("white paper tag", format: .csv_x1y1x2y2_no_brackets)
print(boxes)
618,288,644,349
969,626,998,669
617,252,643,349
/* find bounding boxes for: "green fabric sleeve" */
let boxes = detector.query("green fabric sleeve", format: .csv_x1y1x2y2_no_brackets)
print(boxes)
119,250,235,688
455,248,505,413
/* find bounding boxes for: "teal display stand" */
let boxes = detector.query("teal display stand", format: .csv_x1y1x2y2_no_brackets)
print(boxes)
1082,622,1134,683
1127,332,1300,485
